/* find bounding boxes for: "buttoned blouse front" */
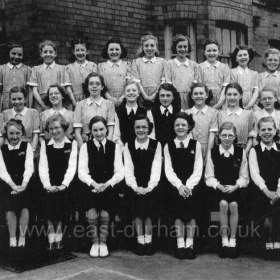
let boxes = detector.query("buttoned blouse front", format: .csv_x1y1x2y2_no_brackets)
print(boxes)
258,71,280,99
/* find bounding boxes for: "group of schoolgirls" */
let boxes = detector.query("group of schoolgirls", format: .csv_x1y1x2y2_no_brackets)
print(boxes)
1,32,280,262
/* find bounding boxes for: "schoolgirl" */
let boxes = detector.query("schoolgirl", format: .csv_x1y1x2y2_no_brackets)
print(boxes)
124,115,162,255
131,33,168,109
196,39,230,109
0,119,34,252
39,114,77,250
249,117,280,260
185,82,218,162
166,34,197,110
230,45,259,110
65,38,97,106
98,38,131,107
40,83,74,141
205,121,249,258
0,44,32,111
73,72,115,148
164,112,203,259
28,40,65,111
218,83,255,155
78,116,124,258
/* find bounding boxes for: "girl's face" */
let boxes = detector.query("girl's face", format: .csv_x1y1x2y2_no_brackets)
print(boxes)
191,86,208,107
143,39,157,59
88,76,103,98
9,47,23,65
48,120,65,142
7,125,23,146
107,43,122,62
41,45,57,65
219,128,235,150
204,43,219,63
91,121,107,142
174,118,189,140
266,53,280,73
11,91,26,112
236,50,249,68
73,43,87,63
226,88,242,108
259,121,276,146
125,83,139,103
176,40,189,59
48,87,63,107
159,89,174,108
260,91,277,111
134,119,149,143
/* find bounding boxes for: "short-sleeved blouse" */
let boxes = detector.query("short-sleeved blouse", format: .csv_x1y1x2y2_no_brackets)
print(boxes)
258,71,280,99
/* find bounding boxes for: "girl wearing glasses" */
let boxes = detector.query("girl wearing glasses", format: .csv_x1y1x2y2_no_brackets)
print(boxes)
205,121,249,259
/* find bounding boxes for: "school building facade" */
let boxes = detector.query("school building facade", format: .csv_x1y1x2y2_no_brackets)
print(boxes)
0,0,280,71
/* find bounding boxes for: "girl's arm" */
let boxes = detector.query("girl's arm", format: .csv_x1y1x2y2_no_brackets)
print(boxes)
32,86,47,109
244,88,259,110
74,127,84,149
207,132,216,154
123,143,138,191
28,86,33,108
214,87,226,110
205,150,220,189
38,141,51,189
22,143,34,188
31,133,39,152
246,111,256,154
0,150,17,190
66,86,77,107
235,149,250,188
0,136,4,147
107,125,114,141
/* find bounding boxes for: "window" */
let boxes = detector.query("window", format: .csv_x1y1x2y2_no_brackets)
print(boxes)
216,21,247,65
269,39,280,50
164,20,196,61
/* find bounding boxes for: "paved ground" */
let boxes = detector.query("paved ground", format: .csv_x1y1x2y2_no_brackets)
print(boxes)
1,250,280,280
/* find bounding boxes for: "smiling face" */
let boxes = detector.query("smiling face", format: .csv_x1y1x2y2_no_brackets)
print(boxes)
124,83,139,103
236,49,249,68
41,45,56,65
191,86,208,108
266,53,280,73
258,121,276,146
88,76,103,98
11,91,26,112
174,118,189,140
260,90,277,112
159,88,174,108
73,43,87,63
48,86,63,107
226,87,242,108
134,119,149,143
48,120,65,142
91,121,107,142
176,40,189,59
204,43,219,63
7,125,23,146
143,39,157,59
107,43,122,63
219,128,235,150
9,47,23,65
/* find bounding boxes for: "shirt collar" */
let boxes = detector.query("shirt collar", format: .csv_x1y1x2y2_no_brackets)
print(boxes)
205,60,220,68
143,56,156,63
262,108,276,118
126,104,138,114
7,62,23,69
174,134,191,148
219,144,234,156
135,138,150,150
43,62,55,69
93,138,107,148
48,136,71,146
75,60,88,68
174,57,189,67
7,141,22,150
160,105,173,114
260,141,278,152
49,108,67,115
264,71,279,78
12,107,28,117
226,108,243,116
191,105,208,115
107,59,122,67
86,97,104,107
237,66,249,74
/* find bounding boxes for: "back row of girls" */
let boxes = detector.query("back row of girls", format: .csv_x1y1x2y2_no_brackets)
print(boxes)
1,34,280,113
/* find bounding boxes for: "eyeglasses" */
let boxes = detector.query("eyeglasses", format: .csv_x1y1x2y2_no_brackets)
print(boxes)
220,134,235,139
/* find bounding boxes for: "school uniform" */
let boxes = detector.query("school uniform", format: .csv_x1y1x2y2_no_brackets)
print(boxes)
205,144,249,210
258,71,280,101
39,137,77,222
78,138,124,213
124,138,162,220
164,136,203,221
249,142,280,217
0,141,34,213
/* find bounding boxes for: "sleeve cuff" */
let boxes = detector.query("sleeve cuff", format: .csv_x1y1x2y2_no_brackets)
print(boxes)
27,82,38,86
73,123,83,128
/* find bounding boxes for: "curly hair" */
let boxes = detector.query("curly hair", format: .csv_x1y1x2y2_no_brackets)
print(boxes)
101,38,127,59
174,111,195,134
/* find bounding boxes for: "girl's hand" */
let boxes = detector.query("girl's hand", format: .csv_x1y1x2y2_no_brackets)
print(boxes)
217,184,225,192
263,188,278,201
57,185,67,191
179,185,192,198
47,185,57,193
224,185,239,193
